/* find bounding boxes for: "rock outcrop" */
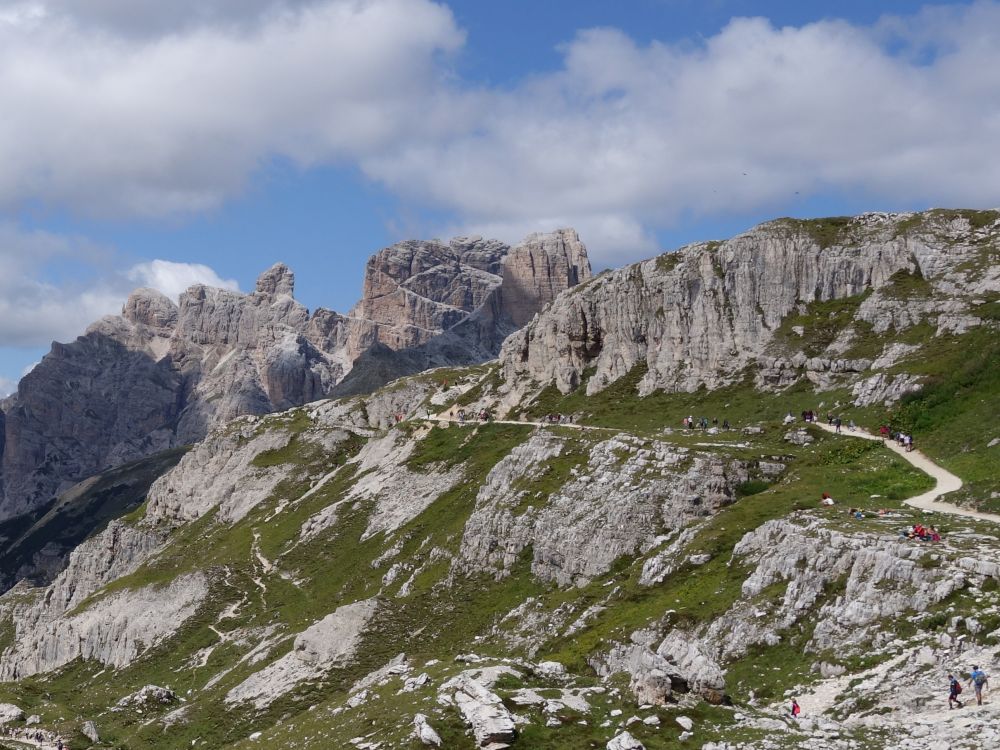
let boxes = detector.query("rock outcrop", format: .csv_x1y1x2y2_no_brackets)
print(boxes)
498,228,591,327
345,237,508,357
225,598,378,709
0,233,590,527
458,433,747,586
500,211,998,402
0,572,207,679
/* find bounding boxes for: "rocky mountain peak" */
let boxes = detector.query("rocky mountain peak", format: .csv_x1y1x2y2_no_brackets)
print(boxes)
0,229,587,527
121,287,178,330
499,227,593,327
255,262,295,298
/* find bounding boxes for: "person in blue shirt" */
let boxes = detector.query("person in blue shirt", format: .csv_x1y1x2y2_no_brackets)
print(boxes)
968,666,989,705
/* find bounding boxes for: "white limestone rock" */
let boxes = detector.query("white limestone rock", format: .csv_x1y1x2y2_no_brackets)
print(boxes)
413,713,443,747
607,731,645,750
0,573,207,680
0,703,24,724
226,598,378,709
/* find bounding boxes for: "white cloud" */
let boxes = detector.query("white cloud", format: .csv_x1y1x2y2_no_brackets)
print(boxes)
0,1,999,267
0,0,465,216
0,1,328,36
0,224,240,348
363,3,1000,263
127,260,239,299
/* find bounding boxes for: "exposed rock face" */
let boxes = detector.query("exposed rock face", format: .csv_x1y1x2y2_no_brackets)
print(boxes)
346,237,508,357
0,572,207,679
499,229,592,327
0,233,590,527
225,598,378,709
715,517,992,656
458,433,747,587
0,266,343,523
500,211,998,402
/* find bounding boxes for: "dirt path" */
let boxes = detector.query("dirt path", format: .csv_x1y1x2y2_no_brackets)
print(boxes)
424,414,618,432
813,422,1000,524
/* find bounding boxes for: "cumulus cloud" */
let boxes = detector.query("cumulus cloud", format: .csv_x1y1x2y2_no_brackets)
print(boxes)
0,0,328,36
127,260,239,298
0,0,465,216
365,3,1000,260
1,1,1000,265
0,224,239,348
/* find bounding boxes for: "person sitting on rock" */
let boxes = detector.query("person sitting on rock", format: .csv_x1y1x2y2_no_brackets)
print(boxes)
929,526,941,542
821,492,835,506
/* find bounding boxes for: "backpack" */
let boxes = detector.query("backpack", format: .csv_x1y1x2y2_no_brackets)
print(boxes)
954,681,963,694
974,672,987,687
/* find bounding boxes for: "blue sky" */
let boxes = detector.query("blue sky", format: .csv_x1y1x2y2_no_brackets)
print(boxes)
1,0,998,393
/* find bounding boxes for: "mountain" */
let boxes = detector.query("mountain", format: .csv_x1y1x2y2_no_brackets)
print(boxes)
0,209,997,750
0,230,590,529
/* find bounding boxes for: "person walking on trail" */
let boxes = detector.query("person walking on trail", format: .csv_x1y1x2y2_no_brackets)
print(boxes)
949,673,964,708
790,698,801,718
834,416,842,433
969,665,989,705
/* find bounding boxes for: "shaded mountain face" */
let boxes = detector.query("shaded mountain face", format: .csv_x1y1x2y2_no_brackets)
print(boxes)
0,230,590,524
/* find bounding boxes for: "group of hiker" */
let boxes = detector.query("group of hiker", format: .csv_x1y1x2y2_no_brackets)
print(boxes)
456,409,493,423
545,413,573,424
900,522,942,542
948,666,990,708
795,410,857,433
879,424,915,451
1,724,67,748
682,415,731,430
790,666,988,718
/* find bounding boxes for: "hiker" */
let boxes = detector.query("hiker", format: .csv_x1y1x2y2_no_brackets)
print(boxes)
968,665,989,705
834,416,842,433
905,434,914,452
848,419,857,431
879,424,890,440
820,492,835,506
722,419,730,430
783,411,795,425
929,526,941,542
790,698,801,718
949,673,964,708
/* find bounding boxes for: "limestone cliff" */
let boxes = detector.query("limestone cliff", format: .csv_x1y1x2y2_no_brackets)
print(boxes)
500,211,999,401
0,232,591,525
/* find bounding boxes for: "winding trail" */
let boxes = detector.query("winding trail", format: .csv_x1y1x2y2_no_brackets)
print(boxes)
813,422,1000,524
423,411,621,433
429,411,1000,524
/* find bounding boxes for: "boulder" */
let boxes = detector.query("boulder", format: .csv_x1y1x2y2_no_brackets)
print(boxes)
0,703,24,724
81,720,100,742
607,731,645,750
413,713,443,747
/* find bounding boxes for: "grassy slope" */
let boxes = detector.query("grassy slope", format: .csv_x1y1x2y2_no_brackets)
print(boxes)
1,214,998,746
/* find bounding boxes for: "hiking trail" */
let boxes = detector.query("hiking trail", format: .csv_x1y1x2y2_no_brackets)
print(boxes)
813,422,1000,524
